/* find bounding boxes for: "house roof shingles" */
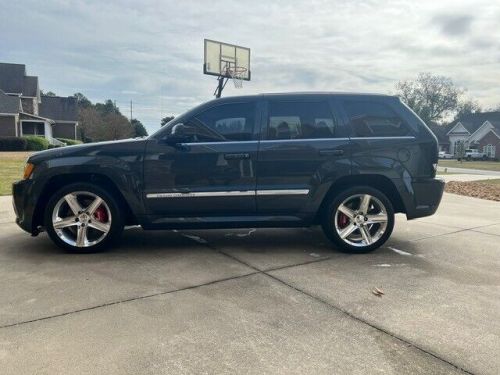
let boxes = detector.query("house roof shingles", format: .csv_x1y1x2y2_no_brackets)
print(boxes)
0,63,27,94
448,111,500,134
39,95,78,122
428,122,452,144
0,89,22,114
23,76,39,98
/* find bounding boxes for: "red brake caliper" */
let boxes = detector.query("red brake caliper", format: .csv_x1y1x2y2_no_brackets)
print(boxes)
94,206,108,223
338,212,349,229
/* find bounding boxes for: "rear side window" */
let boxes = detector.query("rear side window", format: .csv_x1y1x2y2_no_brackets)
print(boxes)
267,101,336,140
185,102,255,142
343,100,411,137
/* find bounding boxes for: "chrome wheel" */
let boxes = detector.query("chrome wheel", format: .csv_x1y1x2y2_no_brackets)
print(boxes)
334,194,388,247
51,191,112,248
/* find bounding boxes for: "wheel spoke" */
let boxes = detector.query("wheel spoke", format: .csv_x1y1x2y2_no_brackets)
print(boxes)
86,197,103,215
339,223,357,239
360,226,372,245
365,213,388,224
53,216,78,229
76,225,87,247
88,220,110,234
338,204,355,219
64,194,83,215
359,194,371,214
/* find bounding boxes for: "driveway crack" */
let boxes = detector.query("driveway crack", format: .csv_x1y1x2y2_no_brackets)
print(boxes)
207,243,474,375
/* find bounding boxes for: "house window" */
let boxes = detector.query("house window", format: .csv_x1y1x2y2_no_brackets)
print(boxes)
483,144,496,158
21,122,45,136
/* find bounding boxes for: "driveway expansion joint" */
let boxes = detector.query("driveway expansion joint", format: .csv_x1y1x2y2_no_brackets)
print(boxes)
0,271,259,330
201,239,475,375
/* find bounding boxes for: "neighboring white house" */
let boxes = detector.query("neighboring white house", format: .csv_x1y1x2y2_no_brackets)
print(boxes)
429,112,500,159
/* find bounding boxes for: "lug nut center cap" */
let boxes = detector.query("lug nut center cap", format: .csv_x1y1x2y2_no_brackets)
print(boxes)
355,215,365,225
79,213,89,223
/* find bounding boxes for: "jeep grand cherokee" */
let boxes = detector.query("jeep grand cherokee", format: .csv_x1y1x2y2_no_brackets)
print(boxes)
13,92,444,253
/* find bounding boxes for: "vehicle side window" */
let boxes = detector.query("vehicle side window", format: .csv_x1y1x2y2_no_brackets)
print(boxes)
184,102,255,142
267,101,336,140
343,100,411,137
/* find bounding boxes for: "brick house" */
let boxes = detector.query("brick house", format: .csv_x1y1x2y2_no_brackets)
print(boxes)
429,112,500,159
476,126,500,159
0,62,79,144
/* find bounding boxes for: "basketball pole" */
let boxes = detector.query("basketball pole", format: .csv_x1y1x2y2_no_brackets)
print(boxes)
214,75,228,98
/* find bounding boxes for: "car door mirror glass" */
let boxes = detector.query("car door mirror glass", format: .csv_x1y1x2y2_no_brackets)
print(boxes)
164,123,191,144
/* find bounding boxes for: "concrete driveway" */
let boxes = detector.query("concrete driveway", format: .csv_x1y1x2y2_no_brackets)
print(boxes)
0,193,499,374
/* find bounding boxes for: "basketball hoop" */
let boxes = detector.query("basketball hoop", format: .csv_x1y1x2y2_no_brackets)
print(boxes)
226,66,247,88
204,39,251,97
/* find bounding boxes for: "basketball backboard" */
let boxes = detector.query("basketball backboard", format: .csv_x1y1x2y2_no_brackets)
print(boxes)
204,39,251,81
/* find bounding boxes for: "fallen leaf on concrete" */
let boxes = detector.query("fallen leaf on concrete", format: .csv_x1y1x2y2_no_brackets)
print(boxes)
372,287,385,297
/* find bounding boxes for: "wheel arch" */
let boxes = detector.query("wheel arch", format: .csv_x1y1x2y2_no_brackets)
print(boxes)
315,174,406,223
33,173,138,229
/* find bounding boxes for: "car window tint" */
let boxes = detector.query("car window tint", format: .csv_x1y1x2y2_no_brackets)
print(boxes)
343,100,411,137
267,101,336,140
185,102,255,142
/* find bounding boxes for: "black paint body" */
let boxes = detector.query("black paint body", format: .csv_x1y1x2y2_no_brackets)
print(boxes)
13,93,444,234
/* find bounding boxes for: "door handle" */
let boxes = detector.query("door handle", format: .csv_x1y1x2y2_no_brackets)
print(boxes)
319,149,344,156
224,153,250,160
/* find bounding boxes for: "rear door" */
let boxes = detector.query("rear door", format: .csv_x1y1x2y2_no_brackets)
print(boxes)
256,96,351,215
143,100,259,216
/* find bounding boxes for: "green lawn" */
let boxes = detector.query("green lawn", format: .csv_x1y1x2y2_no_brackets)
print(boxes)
0,152,32,195
438,159,500,172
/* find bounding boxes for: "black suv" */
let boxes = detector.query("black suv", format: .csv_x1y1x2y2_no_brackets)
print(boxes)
13,93,444,253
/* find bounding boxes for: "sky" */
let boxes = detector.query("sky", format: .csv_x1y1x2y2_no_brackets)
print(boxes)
1,0,499,134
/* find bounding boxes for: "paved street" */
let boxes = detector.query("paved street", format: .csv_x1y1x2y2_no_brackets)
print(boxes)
439,174,500,182
0,193,499,374
437,166,500,176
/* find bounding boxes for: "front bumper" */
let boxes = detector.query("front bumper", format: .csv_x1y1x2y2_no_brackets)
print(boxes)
12,179,37,234
405,178,445,219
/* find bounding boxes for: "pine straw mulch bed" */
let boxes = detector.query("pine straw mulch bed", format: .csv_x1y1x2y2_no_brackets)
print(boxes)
445,181,500,202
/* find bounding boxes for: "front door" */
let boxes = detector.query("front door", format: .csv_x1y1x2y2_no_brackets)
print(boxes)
143,101,259,216
256,97,351,215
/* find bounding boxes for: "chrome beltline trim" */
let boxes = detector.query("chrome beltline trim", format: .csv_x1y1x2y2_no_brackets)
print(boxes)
350,136,415,140
146,191,255,198
256,189,309,196
146,189,310,198
259,138,349,143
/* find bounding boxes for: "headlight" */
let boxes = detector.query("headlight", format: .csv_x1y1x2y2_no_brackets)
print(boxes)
23,163,35,179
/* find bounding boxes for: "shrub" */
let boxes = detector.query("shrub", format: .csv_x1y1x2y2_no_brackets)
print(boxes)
0,136,27,151
23,136,49,151
56,138,82,146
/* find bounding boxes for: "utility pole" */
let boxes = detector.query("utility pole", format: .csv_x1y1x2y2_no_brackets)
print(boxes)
130,100,133,121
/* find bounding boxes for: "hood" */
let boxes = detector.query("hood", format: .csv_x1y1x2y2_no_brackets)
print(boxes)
28,138,148,164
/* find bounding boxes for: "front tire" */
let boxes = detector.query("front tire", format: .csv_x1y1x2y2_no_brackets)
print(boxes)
44,183,124,253
321,186,395,253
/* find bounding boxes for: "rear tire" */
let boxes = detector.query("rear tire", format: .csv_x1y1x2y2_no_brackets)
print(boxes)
44,183,124,253
321,186,394,253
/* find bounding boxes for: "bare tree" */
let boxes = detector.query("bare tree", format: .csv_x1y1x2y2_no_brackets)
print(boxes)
78,107,103,142
455,99,481,119
97,113,134,141
396,73,465,124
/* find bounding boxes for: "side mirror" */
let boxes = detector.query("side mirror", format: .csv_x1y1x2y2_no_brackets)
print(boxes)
164,123,191,144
